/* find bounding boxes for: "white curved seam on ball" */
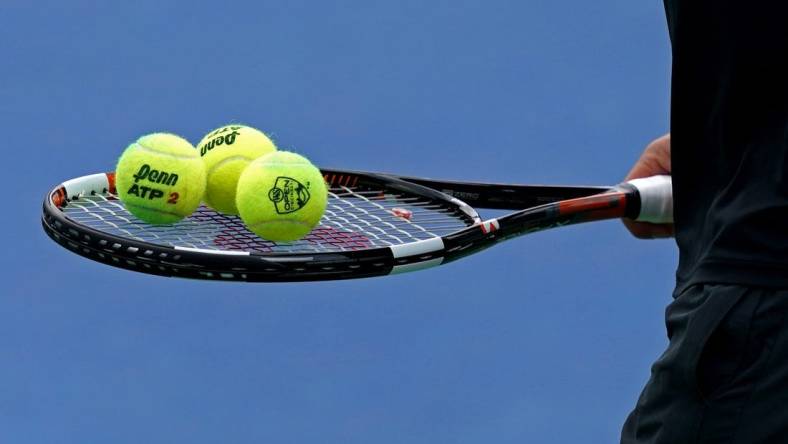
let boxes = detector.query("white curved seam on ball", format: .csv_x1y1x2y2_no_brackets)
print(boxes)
123,202,187,218
207,155,256,176
132,142,199,160
246,220,314,230
249,161,313,167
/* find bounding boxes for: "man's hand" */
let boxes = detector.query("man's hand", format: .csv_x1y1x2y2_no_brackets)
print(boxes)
624,134,675,239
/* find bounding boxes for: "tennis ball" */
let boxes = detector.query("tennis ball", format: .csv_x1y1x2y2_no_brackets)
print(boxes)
197,124,277,215
116,133,206,224
236,151,328,242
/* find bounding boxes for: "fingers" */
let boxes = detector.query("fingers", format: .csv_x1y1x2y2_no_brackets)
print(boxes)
625,134,671,182
622,134,674,239
622,219,675,239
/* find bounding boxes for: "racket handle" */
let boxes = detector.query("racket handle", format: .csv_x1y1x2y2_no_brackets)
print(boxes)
626,175,673,224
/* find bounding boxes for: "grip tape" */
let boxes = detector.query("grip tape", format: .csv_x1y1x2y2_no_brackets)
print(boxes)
626,175,673,224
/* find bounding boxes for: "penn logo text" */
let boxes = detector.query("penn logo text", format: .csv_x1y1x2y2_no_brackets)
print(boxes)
200,125,242,156
126,164,180,203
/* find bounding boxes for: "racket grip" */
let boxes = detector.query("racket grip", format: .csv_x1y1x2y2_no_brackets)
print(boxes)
626,175,673,224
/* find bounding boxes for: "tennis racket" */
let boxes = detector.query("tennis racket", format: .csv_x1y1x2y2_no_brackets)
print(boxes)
41,169,672,282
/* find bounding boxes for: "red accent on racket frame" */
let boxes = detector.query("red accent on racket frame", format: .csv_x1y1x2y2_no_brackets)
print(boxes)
557,192,628,221
479,219,500,234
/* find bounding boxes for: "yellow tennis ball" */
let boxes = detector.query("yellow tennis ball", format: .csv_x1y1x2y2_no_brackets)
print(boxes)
197,124,277,215
116,133,206,224
236,151,328,242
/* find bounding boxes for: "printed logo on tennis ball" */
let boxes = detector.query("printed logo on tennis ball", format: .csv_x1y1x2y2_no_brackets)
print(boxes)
116,133,206,225
267,177,311,214
236,151,327,242
197,124,278,215
199,125,242,156
125,164,180,201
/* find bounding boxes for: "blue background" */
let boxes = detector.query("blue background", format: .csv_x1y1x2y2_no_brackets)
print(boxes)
3,1,674,442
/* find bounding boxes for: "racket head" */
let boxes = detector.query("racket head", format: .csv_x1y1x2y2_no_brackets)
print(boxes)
42,169,481,281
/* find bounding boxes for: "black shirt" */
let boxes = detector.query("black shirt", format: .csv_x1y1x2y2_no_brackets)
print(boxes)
666,1,788,292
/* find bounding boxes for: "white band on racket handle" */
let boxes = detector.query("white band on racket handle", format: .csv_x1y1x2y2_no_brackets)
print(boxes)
625,175,673,224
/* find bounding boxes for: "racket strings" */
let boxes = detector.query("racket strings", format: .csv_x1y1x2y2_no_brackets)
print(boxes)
58,184,474,254
325,186,454,243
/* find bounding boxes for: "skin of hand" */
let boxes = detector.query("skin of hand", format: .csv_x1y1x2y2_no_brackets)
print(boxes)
624,134,675,239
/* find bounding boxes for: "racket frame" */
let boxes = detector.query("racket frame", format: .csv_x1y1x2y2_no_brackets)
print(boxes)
42,169,642,282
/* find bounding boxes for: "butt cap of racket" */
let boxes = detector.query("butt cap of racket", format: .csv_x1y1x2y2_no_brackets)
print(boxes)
627,175,673,224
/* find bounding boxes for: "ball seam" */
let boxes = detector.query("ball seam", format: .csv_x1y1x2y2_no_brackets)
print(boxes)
249,161,313,168
206,155,257,176
123,202,189,218
133,142,199,160
245,219,315,230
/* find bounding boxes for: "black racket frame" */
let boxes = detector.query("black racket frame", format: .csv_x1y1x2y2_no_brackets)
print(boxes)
42,169,631,282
